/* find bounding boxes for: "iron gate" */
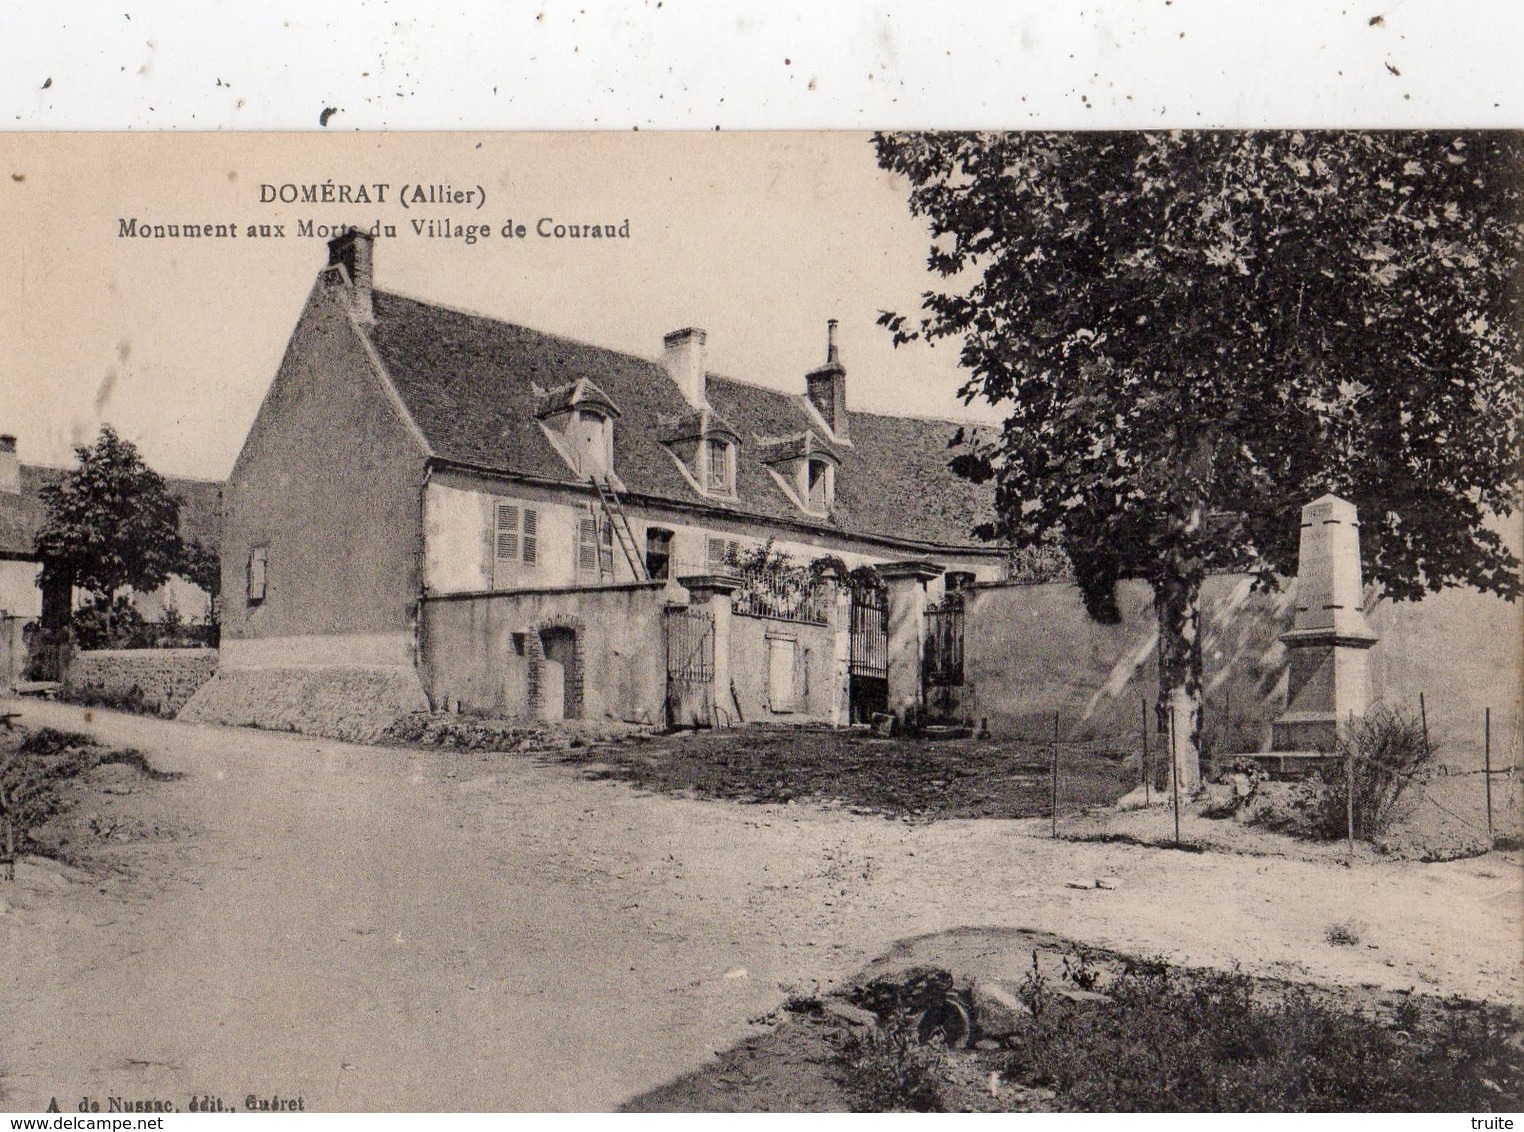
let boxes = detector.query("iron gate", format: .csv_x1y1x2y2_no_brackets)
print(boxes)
665,605,715,727
848,586,888,722
922,597,965,717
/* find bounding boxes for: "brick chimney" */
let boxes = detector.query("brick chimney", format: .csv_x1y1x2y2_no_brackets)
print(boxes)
805,319,848,440
327,227,375,324
0,434,18,495
663,328,707,408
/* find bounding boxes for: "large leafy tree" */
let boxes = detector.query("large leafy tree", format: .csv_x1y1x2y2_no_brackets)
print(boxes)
34,425,190,617
874,130,1522,789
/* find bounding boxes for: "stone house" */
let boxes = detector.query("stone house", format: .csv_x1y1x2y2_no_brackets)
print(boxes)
204,230,1004,729
0,432,222,626
0,432,222,687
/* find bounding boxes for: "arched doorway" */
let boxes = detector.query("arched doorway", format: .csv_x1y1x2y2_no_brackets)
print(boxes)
538,626,579,721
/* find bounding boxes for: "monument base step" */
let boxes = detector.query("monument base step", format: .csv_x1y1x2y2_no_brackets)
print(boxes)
1235,750,1343,781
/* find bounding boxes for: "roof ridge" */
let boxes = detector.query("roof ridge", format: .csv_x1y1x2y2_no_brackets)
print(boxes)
19,461,223,487
374,287,670,374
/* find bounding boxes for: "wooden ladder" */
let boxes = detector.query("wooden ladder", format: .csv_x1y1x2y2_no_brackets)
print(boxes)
591,477,648,582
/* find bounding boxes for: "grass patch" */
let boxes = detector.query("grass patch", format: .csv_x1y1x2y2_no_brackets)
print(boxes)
1005,962,1519,1111
56,682,161,718
1064,831,1209,853
554,727,1132,821
0,726,178,857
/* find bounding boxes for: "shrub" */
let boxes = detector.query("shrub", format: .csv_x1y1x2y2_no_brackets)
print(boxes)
839,1025,950,1112
1003,962,1521,1111
1324,920,1364,947
70,594,147,651
1334,706,1434,839
1251,707,1435,842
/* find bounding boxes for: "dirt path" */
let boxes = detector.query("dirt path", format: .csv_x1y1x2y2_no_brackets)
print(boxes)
1,699,1519,1111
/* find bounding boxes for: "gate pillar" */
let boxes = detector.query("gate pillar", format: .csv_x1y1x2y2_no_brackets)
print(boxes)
879,560,944,725
679,572,741,727
816,565,852,727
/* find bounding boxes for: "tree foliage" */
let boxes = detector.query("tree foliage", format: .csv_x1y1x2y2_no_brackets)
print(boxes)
874,131,1523,616
33,425,191,601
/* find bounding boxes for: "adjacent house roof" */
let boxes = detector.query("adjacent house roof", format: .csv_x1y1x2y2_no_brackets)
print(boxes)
364,290,997,552
0,465,223,560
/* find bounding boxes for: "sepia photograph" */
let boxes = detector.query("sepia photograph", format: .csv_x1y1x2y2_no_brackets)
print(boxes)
0,122,1520,1114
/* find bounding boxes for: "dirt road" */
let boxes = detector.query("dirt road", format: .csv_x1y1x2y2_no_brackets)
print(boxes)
1,699,1519,1111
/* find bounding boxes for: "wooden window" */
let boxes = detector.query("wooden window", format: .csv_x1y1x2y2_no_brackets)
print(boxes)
246,546,268,605
495,503,520,561
645,527,673,581
522,507,538,565
706,536,738,570
578,517,599,575
579,516,614,578
706,438,731,494
494,502,539,587
574,408,611,477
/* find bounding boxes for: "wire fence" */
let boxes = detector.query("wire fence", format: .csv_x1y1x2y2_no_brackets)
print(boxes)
1021,695,1521,856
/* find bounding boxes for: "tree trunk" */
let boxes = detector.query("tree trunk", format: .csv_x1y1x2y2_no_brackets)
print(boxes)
1154,567,1204,795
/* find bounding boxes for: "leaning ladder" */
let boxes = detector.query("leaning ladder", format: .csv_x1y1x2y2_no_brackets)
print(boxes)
591,476,649,582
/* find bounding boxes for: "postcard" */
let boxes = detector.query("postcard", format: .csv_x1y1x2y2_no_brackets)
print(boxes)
0,128,1519,1115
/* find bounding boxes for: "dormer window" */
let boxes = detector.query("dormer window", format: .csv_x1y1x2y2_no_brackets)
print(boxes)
758,431,839,517
570,407,613,477
535,379,621,482
658,407,741,499
705,438,734,496
806,458,833,512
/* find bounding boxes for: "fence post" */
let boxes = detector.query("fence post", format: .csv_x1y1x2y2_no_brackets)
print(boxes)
1051,713,1059,839
1168,705,1181,846
1419,691,1431,761
1140,694,1150,806
1,790,13,883
1345,734,1356,857
1485,706,1493,843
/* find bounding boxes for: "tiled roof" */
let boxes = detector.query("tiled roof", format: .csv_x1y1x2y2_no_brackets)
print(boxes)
0,465,222,559
365,290,997,552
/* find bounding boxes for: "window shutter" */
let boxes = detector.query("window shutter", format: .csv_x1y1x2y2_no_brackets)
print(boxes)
707,537,726,568
495,503,519,560
599,520,614,574
578,517,598,574
521,508,538,565
247,546,268,602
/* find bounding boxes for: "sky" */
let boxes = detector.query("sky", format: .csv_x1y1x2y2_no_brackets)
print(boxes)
0,132,1003,480
2,1,1519,482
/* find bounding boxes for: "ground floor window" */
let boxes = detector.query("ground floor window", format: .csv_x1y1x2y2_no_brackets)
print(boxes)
578,515,614,579
645,527,673,580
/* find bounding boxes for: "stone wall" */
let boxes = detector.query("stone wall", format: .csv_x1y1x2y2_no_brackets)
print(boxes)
420,581,668,724
959,575,1522,763
65,647,220,716
729,612,836,723
178,665,430,743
